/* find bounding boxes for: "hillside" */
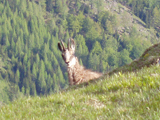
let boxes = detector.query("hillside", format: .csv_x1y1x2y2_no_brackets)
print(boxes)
85,0,157,41
108,42,160,75
0,0,160,103
0,43,160,119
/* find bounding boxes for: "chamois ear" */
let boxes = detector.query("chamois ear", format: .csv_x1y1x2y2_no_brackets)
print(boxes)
70,38,75,53
60,40,65,50
58,42,63,51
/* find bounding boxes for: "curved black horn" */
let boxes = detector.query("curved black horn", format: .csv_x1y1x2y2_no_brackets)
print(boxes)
60,40,65,50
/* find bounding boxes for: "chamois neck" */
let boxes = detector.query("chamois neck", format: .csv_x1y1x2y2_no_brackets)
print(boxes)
67,56,77,68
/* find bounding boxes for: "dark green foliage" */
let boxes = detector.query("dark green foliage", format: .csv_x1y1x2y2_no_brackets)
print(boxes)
0,0,67,101
54,0,63,14
119,49,132,66
46,0,54,12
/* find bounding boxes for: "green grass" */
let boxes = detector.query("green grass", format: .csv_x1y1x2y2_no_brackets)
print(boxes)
0,65,160,119
0,43,160,119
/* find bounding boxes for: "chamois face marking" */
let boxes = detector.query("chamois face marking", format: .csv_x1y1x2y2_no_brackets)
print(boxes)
62,49,73,64
58,39,75,65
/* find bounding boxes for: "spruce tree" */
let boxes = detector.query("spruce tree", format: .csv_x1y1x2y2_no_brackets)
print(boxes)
15,69,20,84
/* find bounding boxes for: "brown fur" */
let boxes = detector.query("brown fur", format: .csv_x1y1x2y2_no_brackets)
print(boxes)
58,38,102,85
67,57,102,85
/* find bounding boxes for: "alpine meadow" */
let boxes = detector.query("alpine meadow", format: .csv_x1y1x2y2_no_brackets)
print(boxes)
0,0,160,119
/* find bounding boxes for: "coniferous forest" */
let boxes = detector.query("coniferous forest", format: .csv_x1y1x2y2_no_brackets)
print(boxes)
0,0,160,103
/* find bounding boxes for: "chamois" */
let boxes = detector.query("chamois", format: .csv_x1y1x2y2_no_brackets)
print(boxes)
58,38,102,85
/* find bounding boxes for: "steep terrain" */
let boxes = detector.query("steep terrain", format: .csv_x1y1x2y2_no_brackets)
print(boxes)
109,42,160,75
0,43,160,119
0,0,160,103
82,0,158,42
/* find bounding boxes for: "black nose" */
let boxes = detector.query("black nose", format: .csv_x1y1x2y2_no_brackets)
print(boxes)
65,61,69,65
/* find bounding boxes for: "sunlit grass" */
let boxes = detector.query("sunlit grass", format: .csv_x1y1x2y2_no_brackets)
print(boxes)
0,65,160,119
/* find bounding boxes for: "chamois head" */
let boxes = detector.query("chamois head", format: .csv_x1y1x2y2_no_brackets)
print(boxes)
58,38,75,65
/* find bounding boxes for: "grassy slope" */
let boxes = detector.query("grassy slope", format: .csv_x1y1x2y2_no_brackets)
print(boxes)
0,44,160,119
109,42,160,75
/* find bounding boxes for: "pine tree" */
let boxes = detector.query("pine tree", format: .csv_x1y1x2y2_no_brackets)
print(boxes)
23,77,30,95
82,16,93,33
61,0,68,19
15,69,20,84
46,74,53,93
52,54,59,69
23,21,29,41
77,11,85,27
23,54,28,66
95,0,103,14
152,7,160,30
91,41,102,55
53,73,59,92
64,30,70,43
57,66,65,88
105,20,113,34
30,81,37,96
19,0,27,13
88,53,94,69
107,48,118,67
37,60,46,94
32,62,38,79
5,1,12,18
11,38,16,52
76,43,82,57
5,36,10,49
46,0,53,12
39,0,46,11
119,49,132,66
55,0,63,14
